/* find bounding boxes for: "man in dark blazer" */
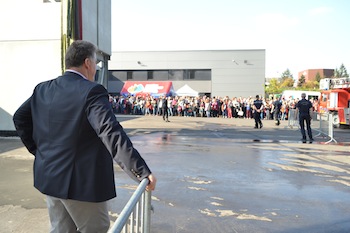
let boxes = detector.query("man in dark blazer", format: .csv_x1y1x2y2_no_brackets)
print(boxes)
13,40,157,233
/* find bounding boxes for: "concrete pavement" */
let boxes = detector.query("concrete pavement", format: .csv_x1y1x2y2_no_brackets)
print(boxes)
1,116,349,232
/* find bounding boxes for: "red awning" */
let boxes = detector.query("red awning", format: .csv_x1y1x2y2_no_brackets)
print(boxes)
120,81,174,97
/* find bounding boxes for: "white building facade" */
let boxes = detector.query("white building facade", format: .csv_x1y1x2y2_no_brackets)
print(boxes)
108,49,265,98
0,0,111,133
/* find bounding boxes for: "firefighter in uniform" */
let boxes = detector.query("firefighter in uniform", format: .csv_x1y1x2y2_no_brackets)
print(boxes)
252,95,264,129
296,93,314,143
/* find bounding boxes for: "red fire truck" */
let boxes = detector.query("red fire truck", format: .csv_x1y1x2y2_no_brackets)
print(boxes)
319,77,350,127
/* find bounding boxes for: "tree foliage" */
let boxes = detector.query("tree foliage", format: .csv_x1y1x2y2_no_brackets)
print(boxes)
280,69,293,81
265,78,282,95
315,72,322,82
298,75,305,87
280,77,294,88
265,64,349,96
334,63,349,78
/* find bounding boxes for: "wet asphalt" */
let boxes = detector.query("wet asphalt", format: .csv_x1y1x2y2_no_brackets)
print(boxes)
0,116,350,233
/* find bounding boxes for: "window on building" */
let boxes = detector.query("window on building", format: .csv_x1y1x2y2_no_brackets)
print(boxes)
127,71,133,80
111,69,211,81
194,70,211,80
147,71,153,80
152,70,169,80
169,70,184,80
185,70,211,80
110,71,127,81
132,71,147,80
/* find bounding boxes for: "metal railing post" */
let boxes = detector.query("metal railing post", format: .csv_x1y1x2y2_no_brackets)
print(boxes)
325,114,337,144
143,191,152,233
108,178,151,233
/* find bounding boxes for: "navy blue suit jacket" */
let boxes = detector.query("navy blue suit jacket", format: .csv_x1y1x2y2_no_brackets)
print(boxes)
13,72,151,202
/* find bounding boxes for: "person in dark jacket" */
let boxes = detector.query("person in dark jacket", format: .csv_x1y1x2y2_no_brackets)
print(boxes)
252,95,264,128
13,40,157,233
162,96,170,122
295,93,314,143
272,97,282,125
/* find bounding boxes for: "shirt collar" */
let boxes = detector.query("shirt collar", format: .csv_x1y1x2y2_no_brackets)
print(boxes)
66,69,88,80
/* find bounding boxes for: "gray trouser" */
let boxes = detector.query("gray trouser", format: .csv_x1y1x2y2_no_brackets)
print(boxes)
46,195,110,233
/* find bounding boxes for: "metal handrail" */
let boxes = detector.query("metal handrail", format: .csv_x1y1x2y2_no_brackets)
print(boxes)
108,178,152,233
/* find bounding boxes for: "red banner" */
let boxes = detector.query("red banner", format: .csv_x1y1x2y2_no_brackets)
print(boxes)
120,81,174,97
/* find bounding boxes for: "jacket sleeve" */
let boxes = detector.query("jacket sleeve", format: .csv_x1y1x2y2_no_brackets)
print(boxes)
13,97,37,155
85,85,152,182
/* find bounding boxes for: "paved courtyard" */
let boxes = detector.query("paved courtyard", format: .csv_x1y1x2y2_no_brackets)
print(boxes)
1,116,349,232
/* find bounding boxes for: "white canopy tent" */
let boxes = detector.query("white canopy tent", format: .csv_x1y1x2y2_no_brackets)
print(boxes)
175,84,199,97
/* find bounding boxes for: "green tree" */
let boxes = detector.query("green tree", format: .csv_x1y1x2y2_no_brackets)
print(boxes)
315,72,322,82
265,78,283,95
280,77,295,88
280,69,293,81
334,63,349,78
298,74,305,87
303,80,319,89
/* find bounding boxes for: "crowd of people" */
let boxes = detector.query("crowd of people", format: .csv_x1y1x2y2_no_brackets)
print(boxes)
108,94,320,122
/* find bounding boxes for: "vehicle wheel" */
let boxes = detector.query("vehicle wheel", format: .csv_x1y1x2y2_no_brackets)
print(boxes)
332,113,340,128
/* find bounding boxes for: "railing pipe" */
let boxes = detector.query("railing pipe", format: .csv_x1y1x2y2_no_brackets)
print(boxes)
108,178,150,233
143,191,152,233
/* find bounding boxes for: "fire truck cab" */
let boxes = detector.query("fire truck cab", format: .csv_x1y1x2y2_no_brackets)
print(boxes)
319,78,350,127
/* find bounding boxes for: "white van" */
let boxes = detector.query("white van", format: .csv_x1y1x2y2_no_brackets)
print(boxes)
281,90,320,101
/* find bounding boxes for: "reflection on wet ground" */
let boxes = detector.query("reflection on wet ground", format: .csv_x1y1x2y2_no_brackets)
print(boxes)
110,131,350,233
1,116,350,232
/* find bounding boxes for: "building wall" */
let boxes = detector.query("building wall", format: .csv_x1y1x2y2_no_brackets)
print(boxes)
298,69,334,82
0,0,62,131
108,50,265,98
0,0,112,132
82,1,111,56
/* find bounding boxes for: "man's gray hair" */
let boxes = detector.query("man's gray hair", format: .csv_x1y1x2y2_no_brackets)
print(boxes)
65,40,97,69
301,93,306,98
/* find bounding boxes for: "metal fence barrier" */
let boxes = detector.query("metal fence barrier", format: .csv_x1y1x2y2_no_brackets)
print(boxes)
314,113,337,144
108,178,152,233
287,109,337,144
287,109,300,129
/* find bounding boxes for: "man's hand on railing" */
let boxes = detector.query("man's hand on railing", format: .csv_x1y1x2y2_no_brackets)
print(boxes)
146,174,157,191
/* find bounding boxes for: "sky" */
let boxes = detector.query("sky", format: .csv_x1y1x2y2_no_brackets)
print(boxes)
111,0,350,79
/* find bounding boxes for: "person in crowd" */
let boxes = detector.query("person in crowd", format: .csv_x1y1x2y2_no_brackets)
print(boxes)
167,97,173,116
204,97,211,117
295,93,314,143
227,99,233,118
221,99,228,118
144,97,151,116
252,94,264,129
183,102,190,117
232,97,239,118
151,97,157,116
312,98,319,113
157,97,163,116
13,40,157,233
172,97,178,116
265,98,273,120
245,98,252,119
272,96,282,125
119,95,125,114
161,96,170,122
211,97,219,117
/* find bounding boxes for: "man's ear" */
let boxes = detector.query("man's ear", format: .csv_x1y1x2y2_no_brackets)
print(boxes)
84,58,91,69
